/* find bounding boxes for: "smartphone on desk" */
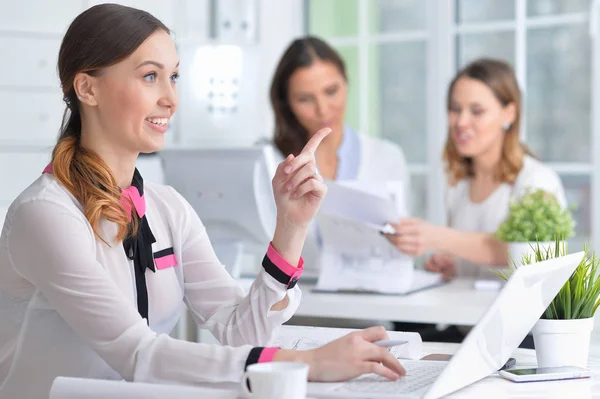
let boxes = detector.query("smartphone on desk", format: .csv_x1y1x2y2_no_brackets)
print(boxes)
499,366,592,383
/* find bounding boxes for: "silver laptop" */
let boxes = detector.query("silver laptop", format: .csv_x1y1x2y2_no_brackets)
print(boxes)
307,251,584,399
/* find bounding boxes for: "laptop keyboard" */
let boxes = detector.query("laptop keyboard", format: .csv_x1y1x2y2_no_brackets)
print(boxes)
333,360,446,394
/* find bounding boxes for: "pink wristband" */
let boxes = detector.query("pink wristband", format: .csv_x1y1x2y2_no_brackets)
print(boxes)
258,347,281,363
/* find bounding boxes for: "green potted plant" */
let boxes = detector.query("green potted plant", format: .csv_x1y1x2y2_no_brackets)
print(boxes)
495,239,600,368
496,188,575,265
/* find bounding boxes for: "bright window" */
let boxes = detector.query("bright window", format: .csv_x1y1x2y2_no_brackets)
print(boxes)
307,0,595,252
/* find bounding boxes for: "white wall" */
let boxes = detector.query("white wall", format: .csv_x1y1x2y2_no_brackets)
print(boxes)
173,0,304,146
0,0,303,221
255,0,305,142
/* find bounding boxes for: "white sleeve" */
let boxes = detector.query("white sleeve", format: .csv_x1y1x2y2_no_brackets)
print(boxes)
169,187,302,347
6,198,296,385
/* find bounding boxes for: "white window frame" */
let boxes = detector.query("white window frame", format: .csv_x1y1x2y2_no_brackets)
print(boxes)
591,0,600,254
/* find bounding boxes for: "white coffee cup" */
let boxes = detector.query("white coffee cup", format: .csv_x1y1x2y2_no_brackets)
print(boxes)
241,362,308,399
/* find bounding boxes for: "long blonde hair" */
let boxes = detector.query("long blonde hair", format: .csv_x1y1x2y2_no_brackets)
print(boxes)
443,58,530,186
53,4,168,242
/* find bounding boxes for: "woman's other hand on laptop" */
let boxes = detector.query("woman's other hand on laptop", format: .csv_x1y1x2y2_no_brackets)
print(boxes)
425,253,456,281
281,326,406,382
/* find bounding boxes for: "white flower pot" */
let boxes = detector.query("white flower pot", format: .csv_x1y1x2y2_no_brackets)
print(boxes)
532,318,594,368
508,241,555,266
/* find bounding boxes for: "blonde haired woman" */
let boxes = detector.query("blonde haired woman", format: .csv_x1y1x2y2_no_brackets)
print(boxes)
386,58,566,279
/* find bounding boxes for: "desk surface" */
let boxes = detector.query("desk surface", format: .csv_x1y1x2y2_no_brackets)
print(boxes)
293,278,499,326
416,342,600,398
49,341,600,399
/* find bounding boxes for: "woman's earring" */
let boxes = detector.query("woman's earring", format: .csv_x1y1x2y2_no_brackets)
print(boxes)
503,122,511,132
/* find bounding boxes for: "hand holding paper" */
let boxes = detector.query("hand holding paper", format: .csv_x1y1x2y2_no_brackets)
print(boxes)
313,181,444,294
385,218,441,257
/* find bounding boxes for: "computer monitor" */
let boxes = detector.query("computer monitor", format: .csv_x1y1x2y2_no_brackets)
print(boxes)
159,146,278,278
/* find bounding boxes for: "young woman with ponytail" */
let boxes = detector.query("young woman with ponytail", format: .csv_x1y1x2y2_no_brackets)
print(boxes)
0,4,404,398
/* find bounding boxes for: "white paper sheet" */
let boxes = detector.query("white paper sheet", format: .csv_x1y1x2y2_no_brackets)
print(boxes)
320,181,405,226
273,325,423,360
317,213,399,256
335,180,408,219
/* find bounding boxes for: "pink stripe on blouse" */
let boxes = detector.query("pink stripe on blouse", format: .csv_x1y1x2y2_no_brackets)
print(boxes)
155,254,177,270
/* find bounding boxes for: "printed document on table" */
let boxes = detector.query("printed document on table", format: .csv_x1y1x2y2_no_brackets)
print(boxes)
316,180,411,293
314,181,443,294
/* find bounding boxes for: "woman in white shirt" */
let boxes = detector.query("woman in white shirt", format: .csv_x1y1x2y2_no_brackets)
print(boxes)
270,36,409,275
0,5,405,398
386,58,566,279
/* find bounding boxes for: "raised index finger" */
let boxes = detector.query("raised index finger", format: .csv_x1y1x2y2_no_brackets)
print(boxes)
301,128,331,155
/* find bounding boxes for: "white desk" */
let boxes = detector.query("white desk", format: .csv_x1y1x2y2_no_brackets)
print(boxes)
293,278,498,326
414,342,600,398
195,278,499,344
49,341,600,398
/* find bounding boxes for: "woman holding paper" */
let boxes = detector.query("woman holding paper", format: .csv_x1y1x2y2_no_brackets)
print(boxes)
386,59,566,280
270,36,409,273
0,5,406,398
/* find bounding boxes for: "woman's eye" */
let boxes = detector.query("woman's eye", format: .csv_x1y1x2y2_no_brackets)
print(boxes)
144,73,157,83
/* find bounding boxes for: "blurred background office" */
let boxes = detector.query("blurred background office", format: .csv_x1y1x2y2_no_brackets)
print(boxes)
1,0,596,258
306,0,594,258
1,0,599,347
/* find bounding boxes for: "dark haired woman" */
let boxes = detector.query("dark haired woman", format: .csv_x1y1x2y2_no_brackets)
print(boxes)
270,36,409,275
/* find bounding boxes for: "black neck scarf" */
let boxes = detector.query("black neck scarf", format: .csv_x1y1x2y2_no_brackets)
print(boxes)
121,169,156,324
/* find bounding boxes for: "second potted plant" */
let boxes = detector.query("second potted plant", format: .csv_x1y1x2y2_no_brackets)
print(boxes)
496,239,600,368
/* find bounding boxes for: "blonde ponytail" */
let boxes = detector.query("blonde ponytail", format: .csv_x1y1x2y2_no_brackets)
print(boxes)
51,132,138,244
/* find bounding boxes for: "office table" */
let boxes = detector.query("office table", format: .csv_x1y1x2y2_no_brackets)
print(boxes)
49,341,600,398
193,277,500,344
293,278,499,326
